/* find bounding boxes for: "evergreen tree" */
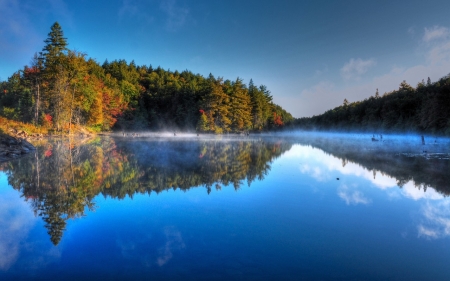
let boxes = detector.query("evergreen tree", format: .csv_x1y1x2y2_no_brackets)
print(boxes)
227,78,252,132
249,79,267,130
41,22,69,131
43,22,68,59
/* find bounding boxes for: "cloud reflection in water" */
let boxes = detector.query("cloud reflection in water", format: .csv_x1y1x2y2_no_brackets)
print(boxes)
157,226,185,267
338,184,371,205
418,201,450,239
287,143,450,239
0,186,36,270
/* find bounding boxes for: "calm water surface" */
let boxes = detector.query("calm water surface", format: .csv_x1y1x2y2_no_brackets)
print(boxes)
0,133,449,280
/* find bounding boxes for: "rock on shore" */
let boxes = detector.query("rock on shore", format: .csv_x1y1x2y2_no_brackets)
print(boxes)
0,133,36,162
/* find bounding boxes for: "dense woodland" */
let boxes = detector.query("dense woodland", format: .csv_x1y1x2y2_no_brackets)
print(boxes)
0,22,293,133
295,76,450,135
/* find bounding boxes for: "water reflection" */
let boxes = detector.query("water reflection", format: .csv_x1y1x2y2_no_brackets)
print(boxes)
289,134,450,196
417,201,450,239
337,184,371,205
0,133,449,245
0,188,36,270
0,136,291,245
283,133,450,240
1,133,450,279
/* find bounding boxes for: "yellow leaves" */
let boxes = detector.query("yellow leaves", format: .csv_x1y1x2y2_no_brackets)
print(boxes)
87,95,103,126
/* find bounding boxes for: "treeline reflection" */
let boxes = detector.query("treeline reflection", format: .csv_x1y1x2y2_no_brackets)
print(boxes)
0,137,291,245
292,135,450,195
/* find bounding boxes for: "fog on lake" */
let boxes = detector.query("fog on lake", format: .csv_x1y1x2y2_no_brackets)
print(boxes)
0,133,449,280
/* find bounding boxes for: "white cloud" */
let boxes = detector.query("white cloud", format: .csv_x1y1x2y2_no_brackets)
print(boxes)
338,184,371,205
292,33,450,117
0,190,37,270
401,182,443,201
287,25,450,118
417,225,438,238
426,41,450,65
423,26,449,42
291,144,444,201
418,201,450,239
299,164,329,182
340,58,376,80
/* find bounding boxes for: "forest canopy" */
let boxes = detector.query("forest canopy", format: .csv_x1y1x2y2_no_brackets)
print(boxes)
0,22,293,133
295,76,450,135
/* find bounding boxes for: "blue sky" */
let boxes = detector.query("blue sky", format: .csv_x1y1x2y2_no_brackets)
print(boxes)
1,0,450,117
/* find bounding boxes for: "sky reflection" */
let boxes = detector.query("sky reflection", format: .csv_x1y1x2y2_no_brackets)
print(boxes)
0,173,60,273
286,143,450,240
1,136,450,280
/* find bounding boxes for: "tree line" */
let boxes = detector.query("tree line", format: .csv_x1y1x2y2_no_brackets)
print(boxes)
293,135,450,196
295,76,450,135
0,22,293,133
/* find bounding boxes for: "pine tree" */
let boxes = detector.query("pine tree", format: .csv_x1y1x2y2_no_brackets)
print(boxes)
249,79,267,130
41,22,69,131
228,78,252,132
43,22,68,62
259,85,273,127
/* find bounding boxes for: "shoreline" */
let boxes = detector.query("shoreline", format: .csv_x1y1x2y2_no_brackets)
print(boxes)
0,133,36,163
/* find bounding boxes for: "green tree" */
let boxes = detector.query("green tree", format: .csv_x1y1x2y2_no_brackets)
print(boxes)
41,22,69,131
227,78,252,132
196,110,209,132
249,79,269,130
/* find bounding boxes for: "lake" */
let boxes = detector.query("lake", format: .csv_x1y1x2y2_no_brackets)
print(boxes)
0,132,449,280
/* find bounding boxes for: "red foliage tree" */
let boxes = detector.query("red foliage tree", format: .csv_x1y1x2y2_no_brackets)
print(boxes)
273,112,283,126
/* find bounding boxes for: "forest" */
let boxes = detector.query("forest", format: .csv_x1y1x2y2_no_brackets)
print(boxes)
0,22,293,134
295,76,450,135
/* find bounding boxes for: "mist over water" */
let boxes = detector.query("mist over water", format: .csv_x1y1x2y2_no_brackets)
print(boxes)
0,132,449,280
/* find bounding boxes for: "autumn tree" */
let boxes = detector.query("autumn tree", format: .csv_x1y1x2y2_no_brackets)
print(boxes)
0,22,294,134
200,75,231,133
196,109,209,132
